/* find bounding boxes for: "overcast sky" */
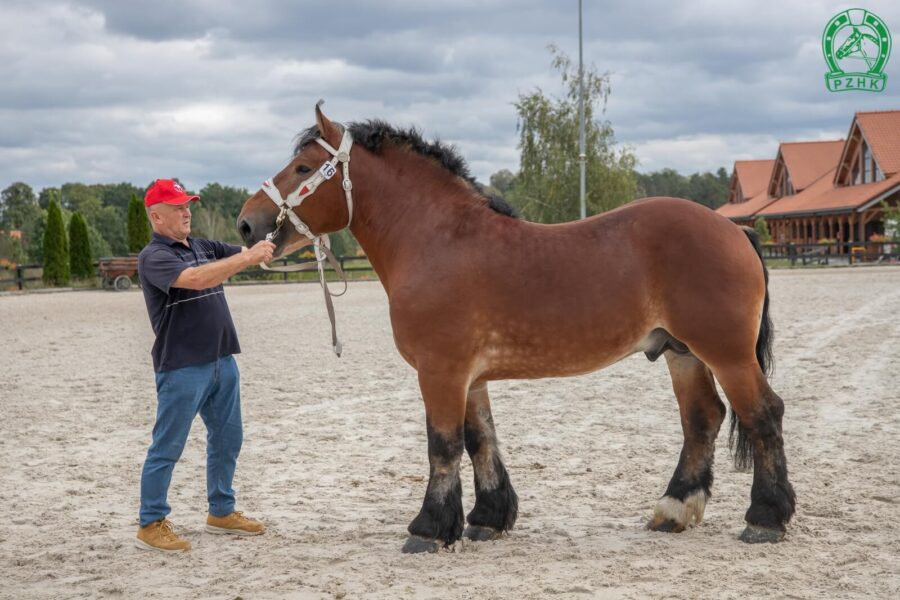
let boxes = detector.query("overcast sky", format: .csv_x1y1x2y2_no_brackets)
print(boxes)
2,0,899,194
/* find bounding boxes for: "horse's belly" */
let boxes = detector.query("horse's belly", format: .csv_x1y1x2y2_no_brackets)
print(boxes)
475,339,639,381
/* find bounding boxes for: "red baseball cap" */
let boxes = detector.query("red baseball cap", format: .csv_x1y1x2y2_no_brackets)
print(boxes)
144,179,200,207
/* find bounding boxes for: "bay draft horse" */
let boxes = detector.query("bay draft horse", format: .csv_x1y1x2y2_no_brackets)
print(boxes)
238,105,795,552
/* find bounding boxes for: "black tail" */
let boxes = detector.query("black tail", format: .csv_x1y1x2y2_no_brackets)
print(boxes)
729,227,775,469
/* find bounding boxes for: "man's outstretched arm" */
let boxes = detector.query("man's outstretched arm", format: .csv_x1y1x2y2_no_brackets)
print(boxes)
173,240,275,290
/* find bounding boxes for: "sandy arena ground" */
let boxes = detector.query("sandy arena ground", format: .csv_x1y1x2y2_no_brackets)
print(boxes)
1,266,899,599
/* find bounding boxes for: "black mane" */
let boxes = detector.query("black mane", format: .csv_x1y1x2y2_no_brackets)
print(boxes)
294,120,520,219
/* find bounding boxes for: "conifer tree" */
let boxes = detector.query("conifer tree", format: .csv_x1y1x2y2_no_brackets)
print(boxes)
69,211,94,279
42,199,69,285
127,193,151,253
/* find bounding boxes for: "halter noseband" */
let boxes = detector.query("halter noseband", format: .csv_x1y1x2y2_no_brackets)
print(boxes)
256,127,355,357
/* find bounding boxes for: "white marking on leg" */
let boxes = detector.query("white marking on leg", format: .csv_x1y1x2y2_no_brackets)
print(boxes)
428,462,460,499
473,446,499,490
653,489,708,527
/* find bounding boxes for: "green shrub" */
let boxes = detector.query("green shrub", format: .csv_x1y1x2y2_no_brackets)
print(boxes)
753,217,772,243
42,199,70,285
127,193,151,253
69,211,94,279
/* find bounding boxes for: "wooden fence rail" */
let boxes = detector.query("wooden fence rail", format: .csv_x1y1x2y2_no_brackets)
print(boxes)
1,256,375,291
0,264,43,291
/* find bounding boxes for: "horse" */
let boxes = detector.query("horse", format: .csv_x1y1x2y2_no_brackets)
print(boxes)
237,104,796,552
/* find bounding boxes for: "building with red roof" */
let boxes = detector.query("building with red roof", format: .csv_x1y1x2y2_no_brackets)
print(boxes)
716,111,900,248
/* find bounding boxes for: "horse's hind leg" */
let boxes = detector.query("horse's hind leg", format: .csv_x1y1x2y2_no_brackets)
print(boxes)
713,364,796,543
462,382,518,541
649,351,726,532
402,371,467,554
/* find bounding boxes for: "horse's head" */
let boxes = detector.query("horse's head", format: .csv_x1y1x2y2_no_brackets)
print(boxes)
237,103,354,257
836,27,863,59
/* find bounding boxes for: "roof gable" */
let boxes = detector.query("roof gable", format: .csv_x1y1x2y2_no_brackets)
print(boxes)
730,160,774,202
836,111,900,184
768,140,844,196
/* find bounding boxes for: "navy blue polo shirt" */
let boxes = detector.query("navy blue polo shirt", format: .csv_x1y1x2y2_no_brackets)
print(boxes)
138,233,243,372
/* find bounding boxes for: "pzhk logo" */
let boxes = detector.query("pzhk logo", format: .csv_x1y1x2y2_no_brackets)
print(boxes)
823,9,891,92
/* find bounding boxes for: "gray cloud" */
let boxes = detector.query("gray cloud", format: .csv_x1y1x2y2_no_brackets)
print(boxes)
1,0,899,193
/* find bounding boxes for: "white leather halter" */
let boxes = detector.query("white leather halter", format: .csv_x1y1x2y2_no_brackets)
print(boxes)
256,128,355,357
259,128,354,243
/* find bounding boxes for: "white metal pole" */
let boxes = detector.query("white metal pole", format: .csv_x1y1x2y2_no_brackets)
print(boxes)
578,0,587,219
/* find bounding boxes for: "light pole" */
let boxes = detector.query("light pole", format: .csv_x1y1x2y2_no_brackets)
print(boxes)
578,0,586,219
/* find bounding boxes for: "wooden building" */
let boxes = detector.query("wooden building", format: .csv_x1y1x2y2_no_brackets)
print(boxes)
717,110,900,247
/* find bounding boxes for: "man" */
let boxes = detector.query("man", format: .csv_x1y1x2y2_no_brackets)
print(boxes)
135,178,275,552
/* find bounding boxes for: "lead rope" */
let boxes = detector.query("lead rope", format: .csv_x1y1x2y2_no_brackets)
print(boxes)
257,128,354,357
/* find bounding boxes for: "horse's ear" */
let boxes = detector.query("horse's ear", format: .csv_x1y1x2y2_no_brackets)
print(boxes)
315,100,341,148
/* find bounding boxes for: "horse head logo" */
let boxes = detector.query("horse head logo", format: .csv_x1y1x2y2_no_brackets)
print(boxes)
823,9,891,92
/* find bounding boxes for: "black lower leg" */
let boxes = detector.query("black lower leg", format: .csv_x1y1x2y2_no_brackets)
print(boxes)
663,445,714,502
406,423,465,546
744,395,795,532
464,420,518,532
663,401,725,501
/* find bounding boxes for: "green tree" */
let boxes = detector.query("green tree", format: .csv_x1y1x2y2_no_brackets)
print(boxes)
489,169,516,196
93,205,128,255
42,199,69,285
328,230,360,257
97,182,145,212
508,45,637,223
199,183,252,222
635,168,729,208
754,217,772,243
0,233,26,265
1,182,42,230
636,168,690,199
69,211,94,279
24,210,47,263
60,183,102,215
38,187,59,210
127,193,151,252
881,201,900,240
191,203,242,245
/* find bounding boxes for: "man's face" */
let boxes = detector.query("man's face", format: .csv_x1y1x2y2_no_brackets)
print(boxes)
150,202,192,241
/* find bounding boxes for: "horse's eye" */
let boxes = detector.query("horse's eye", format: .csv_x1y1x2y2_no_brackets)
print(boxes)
296,164,312,174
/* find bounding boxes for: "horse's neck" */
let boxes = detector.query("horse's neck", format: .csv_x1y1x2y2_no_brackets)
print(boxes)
347,148,477,290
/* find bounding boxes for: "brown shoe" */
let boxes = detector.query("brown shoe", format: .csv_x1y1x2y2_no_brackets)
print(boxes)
206,511,266,536
135,519,191,552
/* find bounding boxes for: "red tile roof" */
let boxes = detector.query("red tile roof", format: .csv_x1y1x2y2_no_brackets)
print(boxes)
855,111,900,176
758,170,900,217
777,140,844,191
734,160,774,198
717,190,777,219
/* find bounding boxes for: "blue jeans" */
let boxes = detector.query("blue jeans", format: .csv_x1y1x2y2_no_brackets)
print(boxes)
139,355,243,527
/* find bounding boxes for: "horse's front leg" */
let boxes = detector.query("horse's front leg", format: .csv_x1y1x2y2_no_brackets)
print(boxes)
402,370,467,554
463,382,518,541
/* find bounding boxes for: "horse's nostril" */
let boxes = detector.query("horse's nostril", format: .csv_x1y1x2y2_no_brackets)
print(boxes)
239,219,253,243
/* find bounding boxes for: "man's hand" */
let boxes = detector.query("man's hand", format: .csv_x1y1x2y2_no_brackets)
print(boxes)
244,240,276,265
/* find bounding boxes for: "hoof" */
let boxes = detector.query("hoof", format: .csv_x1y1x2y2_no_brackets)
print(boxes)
463,525,502,541
647,518,685,533
739,525,785,544
401,535,441,554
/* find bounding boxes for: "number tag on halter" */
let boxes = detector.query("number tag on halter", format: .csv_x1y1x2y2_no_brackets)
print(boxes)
319,162,337,179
